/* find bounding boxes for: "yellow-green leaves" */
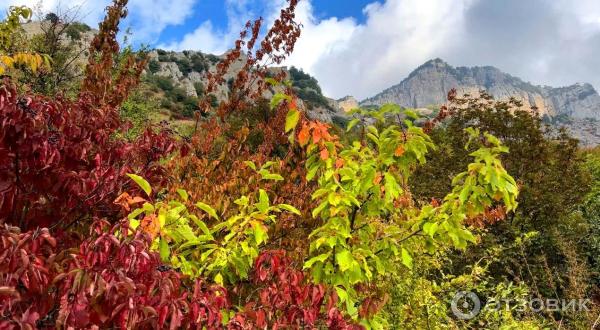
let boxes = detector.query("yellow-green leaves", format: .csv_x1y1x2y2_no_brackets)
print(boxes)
246,160,285,181
1,6,51,75
257,189,270,213
278,203,301,215
195,202,219,220
270,92,291,110
127,173,152,197
301,103,519,323
159,238,170,262
125,166,301,286
285,107,300,133
401,248,413,269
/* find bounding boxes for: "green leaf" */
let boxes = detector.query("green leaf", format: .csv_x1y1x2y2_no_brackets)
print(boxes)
127,208,145,220
214,273,224,286
335,286,348,302
312,200,329,218
176,189,189,201
401,248,413,269
278,203,301,215
127,173,151,197
336,249,354,272
285,108,300,133
346,118,360,132
423,222,439,239
265,77,279,86
252,223,268,245
129,219,140,230
304,252,331,269
270,93,291,110
159,238,170,262
190,216,212,236
257,189,270,213
243,161,257,171
195,202,219,220
261,173,284,181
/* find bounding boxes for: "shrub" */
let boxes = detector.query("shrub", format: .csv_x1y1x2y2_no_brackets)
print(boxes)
0,0,175,230
64,22,92,40
0,222,229,329
191,54,209,72
174,57,192,75
151,74,175,92
147,59,160,73
194,81,205,96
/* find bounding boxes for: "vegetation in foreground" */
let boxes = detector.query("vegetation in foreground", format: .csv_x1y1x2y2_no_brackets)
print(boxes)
1,1,599,329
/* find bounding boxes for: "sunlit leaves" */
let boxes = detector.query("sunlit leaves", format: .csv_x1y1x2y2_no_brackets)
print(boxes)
124,170,300,285
285,106,300,133
298,104,519,323
127,173,152,197
195,201,219,220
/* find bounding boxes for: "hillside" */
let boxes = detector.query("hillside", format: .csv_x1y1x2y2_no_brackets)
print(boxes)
360,58,600,145
145,49,347,123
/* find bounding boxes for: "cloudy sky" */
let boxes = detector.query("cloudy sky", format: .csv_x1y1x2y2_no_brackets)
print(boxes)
3,0,600,99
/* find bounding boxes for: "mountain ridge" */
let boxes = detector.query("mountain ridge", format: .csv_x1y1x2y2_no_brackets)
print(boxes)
361,58,600,120
357,58,600,145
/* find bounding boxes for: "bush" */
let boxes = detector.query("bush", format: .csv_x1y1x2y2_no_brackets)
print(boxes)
148,59,160,73
191,54,209,72
174,57,192,75
151,74,174,92
64,22,92,40
194,81,204,96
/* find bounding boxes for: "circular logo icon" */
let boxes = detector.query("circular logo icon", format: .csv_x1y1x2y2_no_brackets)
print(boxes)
451,291,481,320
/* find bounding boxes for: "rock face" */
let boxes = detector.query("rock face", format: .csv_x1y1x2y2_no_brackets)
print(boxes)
361,58,600,120
337,96,359,112
360,58,600,145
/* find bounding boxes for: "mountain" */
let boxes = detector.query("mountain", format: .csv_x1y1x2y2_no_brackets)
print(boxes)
146,49,347,122
360,58,600,145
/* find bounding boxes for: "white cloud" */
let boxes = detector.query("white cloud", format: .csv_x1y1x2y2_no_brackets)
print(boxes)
158,0,283,53
159,21,230,54
286,0,474,99
2,0,197,44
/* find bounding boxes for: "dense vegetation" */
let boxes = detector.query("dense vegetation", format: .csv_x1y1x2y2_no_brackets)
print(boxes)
289,66,332,110
1,1,598,329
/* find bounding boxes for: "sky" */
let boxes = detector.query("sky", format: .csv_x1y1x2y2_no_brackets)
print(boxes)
3,0,600,100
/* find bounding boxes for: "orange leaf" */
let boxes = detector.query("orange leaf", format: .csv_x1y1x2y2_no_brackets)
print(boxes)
335,158,345,169
394,145,405,156
129,196,147,205
114,192,132,211
373,173,382,185
140,214,160,240
320,148,329,160
298,125,310,146
312,128,322,144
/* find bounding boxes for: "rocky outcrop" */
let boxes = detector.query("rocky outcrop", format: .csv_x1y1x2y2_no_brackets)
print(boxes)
361,58,600,121
337,96,359,112
360,58,600,145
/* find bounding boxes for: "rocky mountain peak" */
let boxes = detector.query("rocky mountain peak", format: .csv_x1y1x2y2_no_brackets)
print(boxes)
337,96,359,112
360,59,600,145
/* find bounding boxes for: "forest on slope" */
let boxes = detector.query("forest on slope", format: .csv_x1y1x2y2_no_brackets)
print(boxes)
1,1,599,329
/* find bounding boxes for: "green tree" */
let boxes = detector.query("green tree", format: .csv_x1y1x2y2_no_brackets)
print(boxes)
411,93,593,321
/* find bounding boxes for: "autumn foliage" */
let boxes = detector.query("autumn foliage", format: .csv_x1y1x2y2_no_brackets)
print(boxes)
0,0,538,329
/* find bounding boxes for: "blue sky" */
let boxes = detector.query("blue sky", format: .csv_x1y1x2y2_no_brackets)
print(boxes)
4,0,600,99
157,0,372,46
